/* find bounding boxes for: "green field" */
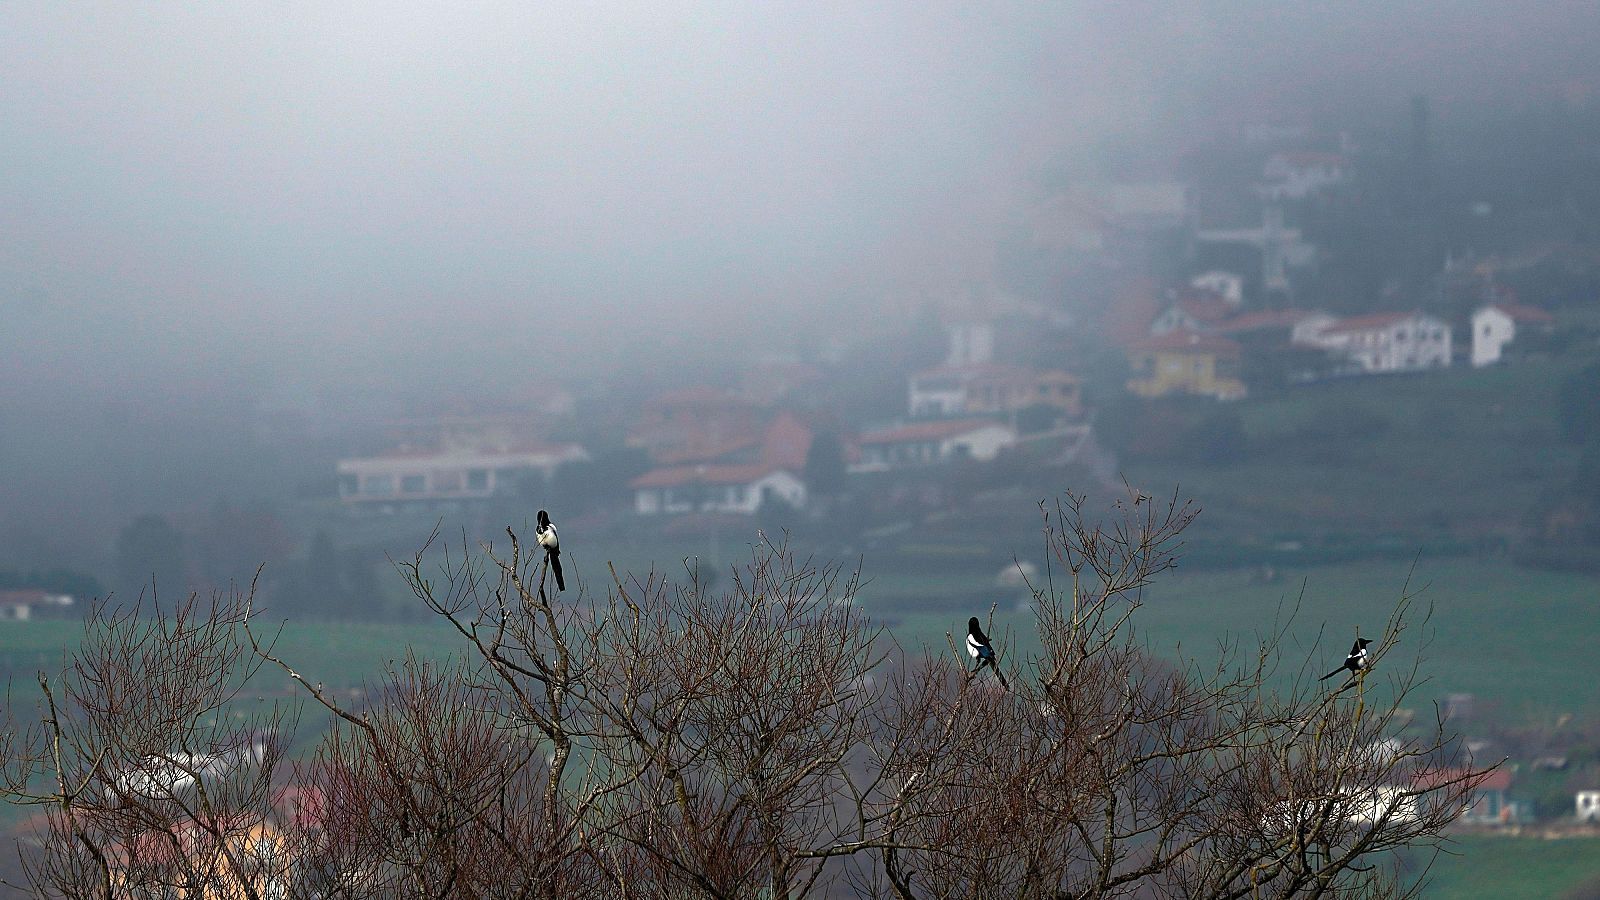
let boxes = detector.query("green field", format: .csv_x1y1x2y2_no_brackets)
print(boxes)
1415,835,1600,899
1124,359,1586,542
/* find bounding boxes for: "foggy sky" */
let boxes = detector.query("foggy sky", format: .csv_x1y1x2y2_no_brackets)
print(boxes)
3,1,1599,395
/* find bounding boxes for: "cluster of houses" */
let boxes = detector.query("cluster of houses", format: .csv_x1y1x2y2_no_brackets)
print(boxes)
329,274,1558,521
1123,272,1556,401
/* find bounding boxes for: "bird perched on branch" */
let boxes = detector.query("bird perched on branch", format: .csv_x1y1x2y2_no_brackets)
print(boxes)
1320,637,1373,682
966,617,1008,689
536,509,565,591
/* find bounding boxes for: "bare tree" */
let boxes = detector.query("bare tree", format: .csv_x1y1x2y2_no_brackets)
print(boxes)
2,493,1492,898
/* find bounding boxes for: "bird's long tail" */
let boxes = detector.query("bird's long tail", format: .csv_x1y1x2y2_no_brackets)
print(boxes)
549,550,565,592
1319,666,1345,682
973,657,1009,690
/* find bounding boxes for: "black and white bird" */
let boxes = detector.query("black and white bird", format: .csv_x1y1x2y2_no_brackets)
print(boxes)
1319,637,1373,682
535,509,565,592
966,617,1008,689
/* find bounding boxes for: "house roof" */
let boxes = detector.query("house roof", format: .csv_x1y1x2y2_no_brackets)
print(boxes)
1482,303,1555,323
1320,312,1433,334
858,419,1007,445
1412,766,1512,792
1175,291,1236,323
1126,330,1242,354
630,464,792,490
1216,309,1325,333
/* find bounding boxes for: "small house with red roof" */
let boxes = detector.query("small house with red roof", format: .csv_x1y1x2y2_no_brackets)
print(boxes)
1125,331,1246,400
1471,303,1556,367
631,464,806,516
851,419,1017,473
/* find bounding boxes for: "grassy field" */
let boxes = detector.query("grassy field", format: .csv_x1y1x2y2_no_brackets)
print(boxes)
1415,835,1600,899
1123,358,1586,541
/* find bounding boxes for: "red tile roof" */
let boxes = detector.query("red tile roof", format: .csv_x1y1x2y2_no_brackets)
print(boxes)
1485,303,1555,323
1412,766,1511,792
1216,310,1323,333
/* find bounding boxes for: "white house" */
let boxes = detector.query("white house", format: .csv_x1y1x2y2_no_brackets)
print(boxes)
0,590,74,621
1471,303,1555,367
1301,312,1451,374
337,442,589,504
1261,151,1349,200
851,420,1017,473
631,465,806,516
1578,790,1600,822
1190,270,1245,305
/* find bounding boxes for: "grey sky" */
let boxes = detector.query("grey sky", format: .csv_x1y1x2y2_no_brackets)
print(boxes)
3,2,1598,393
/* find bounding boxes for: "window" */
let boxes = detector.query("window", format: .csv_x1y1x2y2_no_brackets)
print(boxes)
466,469,489,491
401,474,426,493
433,470,463,492
361,474,394,495
339,474,358,496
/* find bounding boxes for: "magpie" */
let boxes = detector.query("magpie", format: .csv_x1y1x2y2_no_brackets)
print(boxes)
1319,637,1373,682
536,509,565,592
966,617,1008,689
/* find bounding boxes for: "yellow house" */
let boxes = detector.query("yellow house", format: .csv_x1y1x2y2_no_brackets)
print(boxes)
1125,331,1246,400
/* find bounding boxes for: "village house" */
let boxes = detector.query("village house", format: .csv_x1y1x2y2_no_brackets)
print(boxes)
337,442,588,505
1260,151,1350,200
626,386,765,465
1471,303,1556,367
1124,331,1247,400
1417,767,1517,826
1147,288,1239,337
907,365,1083,419
631,465,806,516
628,410,819,516
1577,789,1600,822
0,589,74,621
851,419,1018,473
1298,311,1452,374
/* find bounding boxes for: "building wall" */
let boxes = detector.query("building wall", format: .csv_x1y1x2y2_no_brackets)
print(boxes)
1127,350,1245,400
1471,308,1514,367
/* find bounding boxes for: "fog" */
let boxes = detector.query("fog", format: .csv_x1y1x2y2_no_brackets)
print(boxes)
3,1,1600,580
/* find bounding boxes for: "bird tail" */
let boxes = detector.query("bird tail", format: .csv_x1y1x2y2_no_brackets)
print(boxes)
1319,666,1344,682
993,666,1009,691
549,551,565,592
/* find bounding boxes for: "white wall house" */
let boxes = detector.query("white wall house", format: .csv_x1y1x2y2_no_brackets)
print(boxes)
337,443,588,504
1578,790,1600,822
1190,270,1244,305
1471,303,1555,367
1302,312,1451,374
631,465,806,516
851,420,1017,473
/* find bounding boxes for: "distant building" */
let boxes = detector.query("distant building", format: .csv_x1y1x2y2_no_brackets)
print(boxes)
1577,790,1600,822
0,589,74,621
1190,270,1245,305
630,465,805,516
908,365,1082,419
337,442,588,505
1124,331,1246,400
1300,311,1451,374
1415,767,1516,825
851,419,1017,473
1471,303,1555,367
627,387,764,465
1261,151,1350,200
1148,288,1239,337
